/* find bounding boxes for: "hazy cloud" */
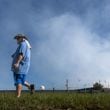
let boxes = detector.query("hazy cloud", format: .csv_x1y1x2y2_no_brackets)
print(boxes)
32,13,110,89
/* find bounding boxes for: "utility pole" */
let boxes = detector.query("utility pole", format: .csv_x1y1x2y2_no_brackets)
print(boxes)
65,79,69,92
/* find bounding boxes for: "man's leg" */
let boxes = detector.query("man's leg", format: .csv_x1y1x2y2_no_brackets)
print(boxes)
24,81,35,94
24,81,30,89
16,84,22,98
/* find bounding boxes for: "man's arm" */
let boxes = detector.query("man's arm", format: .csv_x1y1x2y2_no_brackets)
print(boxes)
14,42,26,69
14,54,23,68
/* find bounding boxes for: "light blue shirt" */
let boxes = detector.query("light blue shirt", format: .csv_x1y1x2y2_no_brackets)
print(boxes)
12,40,31,74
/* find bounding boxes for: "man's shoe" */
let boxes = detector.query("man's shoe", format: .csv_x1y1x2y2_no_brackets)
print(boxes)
30,84,35,94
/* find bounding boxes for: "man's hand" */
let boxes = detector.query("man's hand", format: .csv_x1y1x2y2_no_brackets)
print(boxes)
13,63,19,69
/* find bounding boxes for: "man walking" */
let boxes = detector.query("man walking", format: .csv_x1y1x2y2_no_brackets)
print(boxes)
11,34,34,97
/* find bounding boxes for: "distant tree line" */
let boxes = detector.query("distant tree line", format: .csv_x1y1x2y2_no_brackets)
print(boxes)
93,82,103,90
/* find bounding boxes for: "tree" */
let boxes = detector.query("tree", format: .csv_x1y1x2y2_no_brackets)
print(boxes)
93,82,103,90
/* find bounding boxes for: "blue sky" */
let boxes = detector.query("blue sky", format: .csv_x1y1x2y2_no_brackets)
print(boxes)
0,0,110,90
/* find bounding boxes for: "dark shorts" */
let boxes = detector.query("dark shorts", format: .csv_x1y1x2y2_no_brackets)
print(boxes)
13,73,26,86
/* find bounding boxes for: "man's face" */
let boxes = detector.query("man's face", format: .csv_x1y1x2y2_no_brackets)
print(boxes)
16,37,23,44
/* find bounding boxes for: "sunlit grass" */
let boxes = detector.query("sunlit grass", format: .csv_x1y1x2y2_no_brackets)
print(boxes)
0,92,110,110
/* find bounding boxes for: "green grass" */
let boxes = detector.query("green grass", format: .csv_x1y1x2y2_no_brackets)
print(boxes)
0,92,110,110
